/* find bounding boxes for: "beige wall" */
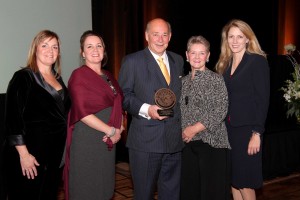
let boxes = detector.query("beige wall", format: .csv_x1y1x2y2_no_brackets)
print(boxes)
0,0,92,93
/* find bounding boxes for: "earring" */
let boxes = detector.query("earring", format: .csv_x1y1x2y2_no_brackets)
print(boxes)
206,59,209,63
186,59,189,62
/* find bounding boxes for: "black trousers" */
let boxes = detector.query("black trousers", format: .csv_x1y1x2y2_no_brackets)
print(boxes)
6,166,62,200
5,149,62,200
180,140,231,200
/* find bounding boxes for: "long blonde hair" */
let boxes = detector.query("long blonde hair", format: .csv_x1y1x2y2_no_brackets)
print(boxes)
26,30,61,77
215,19,266,74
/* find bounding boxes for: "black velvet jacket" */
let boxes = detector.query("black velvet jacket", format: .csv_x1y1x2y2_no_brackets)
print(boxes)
5,68,71,168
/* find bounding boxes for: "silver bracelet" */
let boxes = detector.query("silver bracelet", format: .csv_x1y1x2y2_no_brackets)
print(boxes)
108,127,116,137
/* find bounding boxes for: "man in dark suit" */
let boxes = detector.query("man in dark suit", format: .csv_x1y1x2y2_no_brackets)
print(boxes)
118,18,184,200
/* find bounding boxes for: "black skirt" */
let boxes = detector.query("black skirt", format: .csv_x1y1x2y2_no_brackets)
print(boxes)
226,122,263,189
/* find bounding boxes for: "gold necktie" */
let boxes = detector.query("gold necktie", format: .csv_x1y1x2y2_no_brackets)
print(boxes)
157,57,170,85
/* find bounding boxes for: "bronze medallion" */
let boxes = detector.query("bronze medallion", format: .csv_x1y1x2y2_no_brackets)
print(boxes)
154,88,176,117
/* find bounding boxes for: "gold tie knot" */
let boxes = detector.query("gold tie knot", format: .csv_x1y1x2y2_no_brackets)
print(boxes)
157,57,170,85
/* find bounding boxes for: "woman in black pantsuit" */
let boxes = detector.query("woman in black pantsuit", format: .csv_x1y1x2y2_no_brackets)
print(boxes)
216,19,270,200
5,30,71,200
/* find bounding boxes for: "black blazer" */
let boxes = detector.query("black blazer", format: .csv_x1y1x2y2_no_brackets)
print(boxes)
224,52,270,134
118,48,184,153
5,68,71,168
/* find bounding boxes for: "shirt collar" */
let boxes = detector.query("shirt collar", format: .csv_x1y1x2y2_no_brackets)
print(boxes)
148,48,167,61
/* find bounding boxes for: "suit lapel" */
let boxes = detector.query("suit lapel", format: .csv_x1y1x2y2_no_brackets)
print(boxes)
231,52,250,77
143,48,169,87
167,52,177,87
30,70,65,114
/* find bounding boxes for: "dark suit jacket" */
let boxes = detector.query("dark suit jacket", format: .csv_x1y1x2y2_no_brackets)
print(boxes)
5,68,71,168
224,52,270,134
118,48,184,153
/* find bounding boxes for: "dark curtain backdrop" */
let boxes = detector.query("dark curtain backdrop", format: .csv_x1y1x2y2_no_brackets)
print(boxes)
91,0,300,178
92,0,278,76
265,55,299,132
263,55,300,179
